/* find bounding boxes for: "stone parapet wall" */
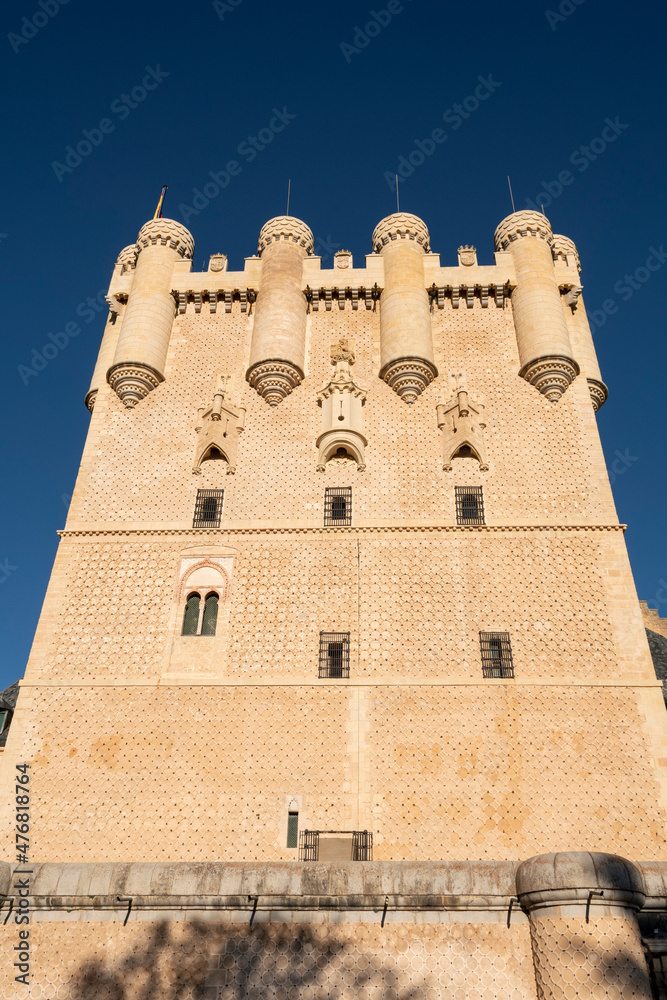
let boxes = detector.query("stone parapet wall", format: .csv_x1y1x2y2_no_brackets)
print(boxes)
0,860,666,999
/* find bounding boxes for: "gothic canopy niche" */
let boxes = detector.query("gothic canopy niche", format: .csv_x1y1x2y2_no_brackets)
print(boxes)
193,378,246,475
316,339,368,472
436,384,488,471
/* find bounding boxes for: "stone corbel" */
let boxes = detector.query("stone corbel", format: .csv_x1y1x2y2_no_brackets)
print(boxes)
562,284,583,308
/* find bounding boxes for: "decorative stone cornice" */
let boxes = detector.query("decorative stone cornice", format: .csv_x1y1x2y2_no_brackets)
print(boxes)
57,524,627,538
107,362,165,408
305,284,381,312
257,215,314,256
518,354,580,403
136,218,195,259
246,359,304,406
84,389,97,413
494,210,553,251
428,282,509,310
176,287,256,315
379,356,438,404
372,213,430,253
552,233,581,272
587,377,609,412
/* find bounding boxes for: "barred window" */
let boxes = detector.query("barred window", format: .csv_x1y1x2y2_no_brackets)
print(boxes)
319,632,350,678
479,631,514,678
324,487,352,526
287,811,299,849
299,830,373,861
455,486,485,525
182,593,200,636
193,489,223,528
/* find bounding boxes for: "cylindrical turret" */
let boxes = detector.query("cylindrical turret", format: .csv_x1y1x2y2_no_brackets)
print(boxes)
494,210,578,403
552,233,608,412
246,215,314,406
372,213,437,404
516,852,652,1000
85,245,138,412
107,218,194,407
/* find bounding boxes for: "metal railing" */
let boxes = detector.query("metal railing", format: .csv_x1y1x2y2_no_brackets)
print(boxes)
298,830,373,861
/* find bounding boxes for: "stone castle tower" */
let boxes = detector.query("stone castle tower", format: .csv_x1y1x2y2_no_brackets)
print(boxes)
1,209,666,997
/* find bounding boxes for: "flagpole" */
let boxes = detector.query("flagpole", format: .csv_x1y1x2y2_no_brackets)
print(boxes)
154,184,168,220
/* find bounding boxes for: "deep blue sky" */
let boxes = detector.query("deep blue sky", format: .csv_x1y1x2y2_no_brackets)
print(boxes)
0,0,665,689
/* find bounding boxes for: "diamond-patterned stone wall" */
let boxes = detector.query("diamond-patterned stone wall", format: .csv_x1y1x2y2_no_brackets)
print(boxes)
528,916,652,1000
0,920,537,1000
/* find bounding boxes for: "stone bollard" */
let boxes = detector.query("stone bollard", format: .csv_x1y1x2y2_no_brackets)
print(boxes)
516,851,652,1000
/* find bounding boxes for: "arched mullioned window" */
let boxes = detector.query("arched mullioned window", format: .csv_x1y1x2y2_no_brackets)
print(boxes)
181,590,219,637
201,592,219,636
182,593,201,636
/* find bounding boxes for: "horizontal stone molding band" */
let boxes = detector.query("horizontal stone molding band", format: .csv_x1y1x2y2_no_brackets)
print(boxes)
16,680,665,689
57,524,627,537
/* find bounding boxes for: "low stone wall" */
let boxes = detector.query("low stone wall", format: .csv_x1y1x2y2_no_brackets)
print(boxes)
0,855,665,999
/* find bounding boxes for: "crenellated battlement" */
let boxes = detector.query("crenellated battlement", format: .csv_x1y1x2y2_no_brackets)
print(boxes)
96,208,602,414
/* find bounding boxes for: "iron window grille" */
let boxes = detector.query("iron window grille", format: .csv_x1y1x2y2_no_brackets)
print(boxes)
479,631,514,678
324,487,352,526
319,632,350,678
298,830,373,861
455,486,485,525
193,489,224,528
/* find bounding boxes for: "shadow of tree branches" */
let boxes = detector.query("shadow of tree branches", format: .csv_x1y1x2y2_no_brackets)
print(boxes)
69,919,420,1000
